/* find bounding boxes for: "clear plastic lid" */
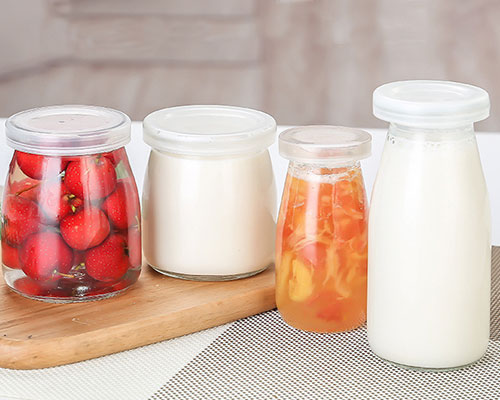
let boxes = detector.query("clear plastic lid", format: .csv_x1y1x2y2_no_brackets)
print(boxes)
373,80,490,128
279,126,372,164
143,105,276,156
5,105,131,156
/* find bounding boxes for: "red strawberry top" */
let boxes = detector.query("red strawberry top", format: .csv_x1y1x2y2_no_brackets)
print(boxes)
60,207,111,250
38,182,83,224
20,232,74,281
2,195,41,245
126,226,142,268
7,177,40,201
64,156,117,201
102,181,140,229
85,234,130,282
2,241,21,269
16,151,68,180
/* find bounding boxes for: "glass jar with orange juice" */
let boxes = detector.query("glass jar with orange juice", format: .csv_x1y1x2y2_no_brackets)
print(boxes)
276,126,371,332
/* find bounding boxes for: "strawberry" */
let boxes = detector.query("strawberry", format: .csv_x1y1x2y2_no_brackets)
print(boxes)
13,277,43,296
105,147,134,178
7,178,40,201
60,207,110,250
126,226,141,268
38,181,83,224
2,240,21,269
102,182,140,229
85,234,129,281
13,276,61,297
103,147,128,166
16,151,68,180
2,195,41,245
19,232,73,281
64,156,117,200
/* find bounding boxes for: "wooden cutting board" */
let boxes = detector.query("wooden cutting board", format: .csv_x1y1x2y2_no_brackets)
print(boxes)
0,264,276,370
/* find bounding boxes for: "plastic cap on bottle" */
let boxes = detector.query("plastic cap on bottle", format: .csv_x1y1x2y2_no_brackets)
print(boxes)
373,80,490,128
279,126,371,164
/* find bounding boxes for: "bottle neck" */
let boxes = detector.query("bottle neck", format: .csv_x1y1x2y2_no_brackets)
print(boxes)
389,123,475,142
288,160,361,181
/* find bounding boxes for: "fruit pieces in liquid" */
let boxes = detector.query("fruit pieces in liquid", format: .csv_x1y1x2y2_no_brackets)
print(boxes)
1,148,141,301
276,165,368,332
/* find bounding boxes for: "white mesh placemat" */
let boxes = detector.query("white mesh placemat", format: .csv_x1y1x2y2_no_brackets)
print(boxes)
152,248,500,400
0,324,230,400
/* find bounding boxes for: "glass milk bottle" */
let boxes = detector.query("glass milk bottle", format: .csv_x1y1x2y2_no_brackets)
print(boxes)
368,81,491,370
276,126,371,333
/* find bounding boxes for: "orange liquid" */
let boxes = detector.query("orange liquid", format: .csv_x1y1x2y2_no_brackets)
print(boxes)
276,167,368,332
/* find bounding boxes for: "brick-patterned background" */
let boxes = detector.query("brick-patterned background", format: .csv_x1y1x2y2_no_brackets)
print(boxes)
0,0,499,129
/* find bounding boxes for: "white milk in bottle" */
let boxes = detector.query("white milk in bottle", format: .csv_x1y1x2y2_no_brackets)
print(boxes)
368,81,491,370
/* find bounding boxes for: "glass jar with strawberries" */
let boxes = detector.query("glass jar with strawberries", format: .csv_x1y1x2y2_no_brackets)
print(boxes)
276,126,371,332
1,105,141,302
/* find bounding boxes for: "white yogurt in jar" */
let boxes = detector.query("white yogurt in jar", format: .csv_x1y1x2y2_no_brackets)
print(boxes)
369,81,491,370
142,105,277,280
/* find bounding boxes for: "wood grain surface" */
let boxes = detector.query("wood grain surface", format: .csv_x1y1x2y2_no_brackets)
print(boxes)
0,265,276,370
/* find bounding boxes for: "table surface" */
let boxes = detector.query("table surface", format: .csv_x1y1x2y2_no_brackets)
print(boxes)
0,123,499,399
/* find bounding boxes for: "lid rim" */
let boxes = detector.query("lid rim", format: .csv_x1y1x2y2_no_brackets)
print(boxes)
373,80,490,126
5,105,131,156
278,125,372,163
143,105,277,156
6,136,131,156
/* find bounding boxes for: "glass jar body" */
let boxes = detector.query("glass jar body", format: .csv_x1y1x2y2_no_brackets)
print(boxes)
276,161,368,333
367,123,491,369
142,148,276,281
2,148,142,302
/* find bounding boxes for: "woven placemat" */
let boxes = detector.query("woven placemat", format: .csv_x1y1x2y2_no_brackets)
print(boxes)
152,248,500,400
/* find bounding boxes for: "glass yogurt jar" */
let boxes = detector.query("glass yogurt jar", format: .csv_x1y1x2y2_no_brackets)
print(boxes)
142,105,277,281
276,126,371,333
2,105,141,302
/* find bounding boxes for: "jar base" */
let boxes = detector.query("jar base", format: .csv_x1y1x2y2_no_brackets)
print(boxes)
9,284,132,304
374,354,482,372
148,264,271,281
3,266,141,303
278,311,366,334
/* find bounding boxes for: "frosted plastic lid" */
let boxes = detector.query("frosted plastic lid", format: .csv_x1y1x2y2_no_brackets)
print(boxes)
143,105,276,156
5,105,131,156
373,80,490,127
279,126,371,164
